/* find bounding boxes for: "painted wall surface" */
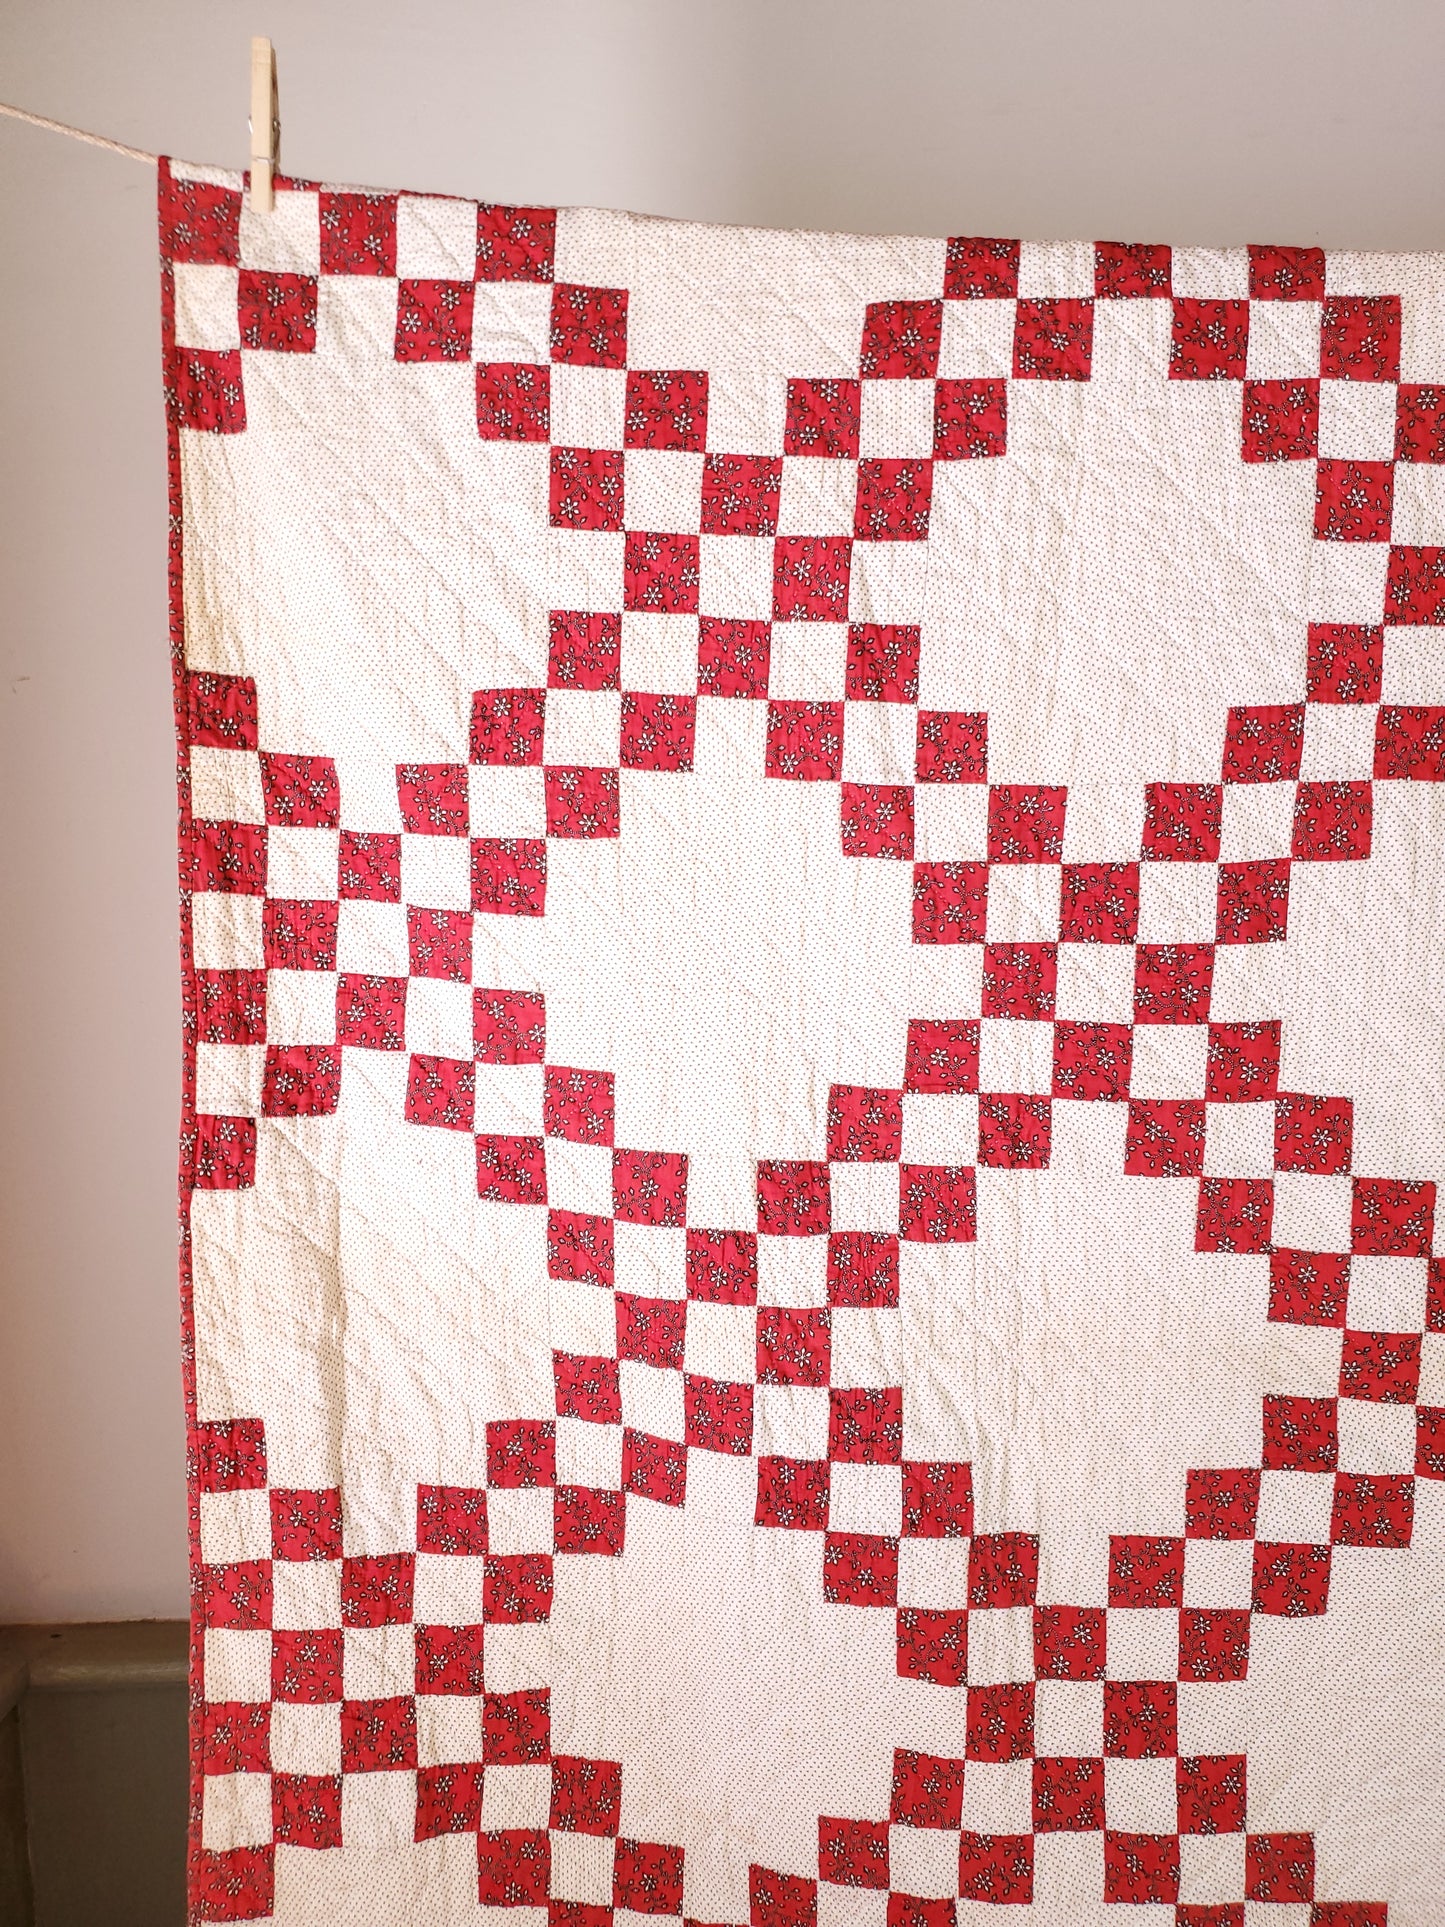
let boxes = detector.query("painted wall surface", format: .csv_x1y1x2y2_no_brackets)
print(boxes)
2,0,1444,1620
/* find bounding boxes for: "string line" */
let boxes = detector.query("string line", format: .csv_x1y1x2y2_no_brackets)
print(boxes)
0,99,157,164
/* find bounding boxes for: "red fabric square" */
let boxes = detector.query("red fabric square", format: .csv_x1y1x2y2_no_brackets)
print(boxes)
846,623,920,702
160,164,240,263
1322,296,1401,381
899,1164,977,1243
895,1607,967,1685
912,861,988,943
273,1773,342,1849
477,362,550,441
192,1116,256,1191
614,1147,689,1226
1432,1258,1445,1331
1375,703,1445,779
405,1054,475,1131
394,280,473,361
262,1046,340,1118
1109,1535,1184,1608
197,970,267,1045
1014,299,1094,380
550,447,625,533
854,459,933,540
1269,1248,1350,1327
259,752,339,826
969,1531,1039,1607
617,1294,686,1371
1185,1467,1260,1539
983,943,1057,1019
698,616,771,696
546,767,620,839
554,1353,621,1425
342,1695,417,1771
270,1489,341,1563
408,905,471,980
1053,1020,1132,1101
476,203,555,281
827,1085,903,1162
1385,545,1445,623
196,1419,267,1494
860,299,942,379
339,829,401,902
818,1816,889,1888
828,1232,899,1308
484,1552,554,1623
766,700,845,779
548,1209,614,1287
1104,1679,1177,1759
1249,244,1325,300
944,235,1020,297
1216,859,1290,944
684,1374,754,1455
1034,1604,1105,1680
824,1531,899,1607
1222,705,1304,784
544,1065,614,1146
1307,622,1383,703
475,988,546,1062
1417,1405,1445,1479
622,692,697,772
1103,1832,1179,1903
757,1307,831,1386
1332,1472,1415,1547
319,190,396,275
904,1018,980,1093
190,820,266,895
193,1845,274,1919
174,348,246,433
987,783,1066,862
1315,459,1395,542
1059,862,1139,943
551,285,628,368
1095,241,1171,297
1171,299,1248,379
915,709,987,781
755,1456,830,1529
1396,382,1445,462
750,1867,818,1927
625,530,701,614
1135,944,1214,1024
829,1387,903,1464
397,761,467,836
487,1419,557,1490
784,378,861,457
415,1763,484,1841
341,1552,415,1627
622,1429,687,1506
625,369,708,451
701,455,782,536
757,1160,831,1236
1339,1330,1421,1404
188,669,257,748
1142,782,1222,860
1252,1542,1331,1615
238,269,317,352
202,1701,270,1775
1246,1832,1315,1902
1263,1394,1338,1471
1241,378,1320,463
1125,1099,1206,1176
891,1747,965,1828
475,1133,548,1204
417,1484,487,1555
264,898,337,970
977,1094,1052,1169
415,1623,486,1696
272,1628,341,1703
967,1682,1034,1761
1207,1021,1281,1100
549,610,621,690
772,536,852,620
686,1229,758,1304
1179,1607,1251,1682
479,1829,551,1906
958,1833,1033,1904
841,783,914,859
1353,1177,1435,1254
902,1460,973,1538
554,1484,627,1554
614,1838,684,1913
1033,1756,1103,1832
475,832,547,913
933,378,1007,459
1275,1093,1353,1173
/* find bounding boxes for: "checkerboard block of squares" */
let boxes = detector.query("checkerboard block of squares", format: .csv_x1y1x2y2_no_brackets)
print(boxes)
164,162,1441,1922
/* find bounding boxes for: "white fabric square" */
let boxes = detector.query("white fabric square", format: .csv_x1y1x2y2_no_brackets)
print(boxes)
405,979,474,1061
1055,943,1136,1024
412,1552,483,1625
842,702,917,783
1381,620,1445,703
472,281,552,363
1033,1678,1104,1756
620,1359,686,1442
199,1488,272,1565
1130,1024,1209,1099
757,1235,828,1307
697,534,774,620
1106,1607,1178,1681
1337,1398,1415,1473
415,1696,484,1768
273,1558,343,1630
543,689,621,766
193,894,265,971
341,1770,417,1850
1060,782,1147,862
1049,1095,1130,1172
1018,241,1095,299
550,1830,615,1906
554,1415,622,1490
816,1887,888,1927
551,528,625,612
550,1276,617,1359
829,1307,902,1389
1219,782,1296,861
1390,462,1445,545
1271,1173,1353,1252
900,1093,978,1165
1317,378,1398,461
343,1623,415,1700
1179,1831,1247,1905
395,194,477,279
859,380,934,459
266,826,340,899
777,458,856,537
1204,1101,1276,1178
1245,301,1321,380
1171,248,1249,298
1104,1756,1177,1832
203,1628,271,1705
195,1043,264,1117
1346,1256,1428,1331
768,623,848,700
546,1140,614,1218
1256,1470,1335,1543
895,1536,970,1608
1307,538,1391,623
984,864,1061,943
830,1160,903,1233
849,541,928,624
888,1822,959,1900
191,747,265,824
938,298,1014,378
624,450,704,533
978,1018,1053,1095
1136,861,1218,942
705,370,788,456
400,832,471,910
482,1623,549,1694
829,1462,902,1536
1418,1333,1445,1405
621,613,699,694
913,782,989,860
685,1301,756,1384
266,970,337,1047
480,1763,551,1830
202,1773,273,1851
240,189,321,273
486,1486,554,1557
174,264,241,350
1183,1537,1253,1609
550,364,627,449
1300,702,1379,780
966,1604,1035,1684
271,1701,342,1777
752,1384,829,1459
960,1757,1032,1833
613,1223,687,1299
469,765,546,838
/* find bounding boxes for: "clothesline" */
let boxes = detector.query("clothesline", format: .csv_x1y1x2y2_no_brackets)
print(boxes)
0,99,157,164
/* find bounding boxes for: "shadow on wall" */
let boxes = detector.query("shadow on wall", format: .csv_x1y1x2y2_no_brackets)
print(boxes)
0,1623,187,1927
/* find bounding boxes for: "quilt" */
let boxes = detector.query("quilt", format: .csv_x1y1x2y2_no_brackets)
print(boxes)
159,155,1445,1925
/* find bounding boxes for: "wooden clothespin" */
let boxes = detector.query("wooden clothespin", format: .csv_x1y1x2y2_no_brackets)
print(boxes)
249,36,279,212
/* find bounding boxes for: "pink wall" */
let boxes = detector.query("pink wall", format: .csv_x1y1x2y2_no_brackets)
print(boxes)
3,0,1444,1620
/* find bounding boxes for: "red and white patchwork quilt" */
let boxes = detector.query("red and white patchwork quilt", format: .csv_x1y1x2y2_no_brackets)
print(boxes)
160,157,1445,1925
